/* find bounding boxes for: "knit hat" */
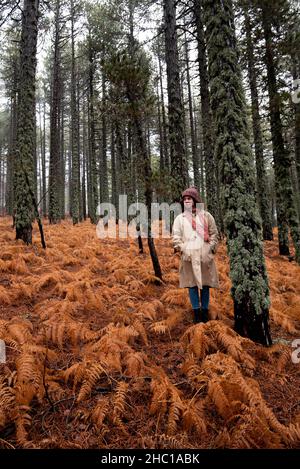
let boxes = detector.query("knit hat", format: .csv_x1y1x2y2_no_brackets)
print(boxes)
181,187,201,203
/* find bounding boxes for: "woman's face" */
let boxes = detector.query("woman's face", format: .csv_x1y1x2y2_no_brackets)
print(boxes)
183,196,193,210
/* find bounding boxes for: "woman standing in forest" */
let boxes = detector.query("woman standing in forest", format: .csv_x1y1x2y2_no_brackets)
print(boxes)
172,187,219,323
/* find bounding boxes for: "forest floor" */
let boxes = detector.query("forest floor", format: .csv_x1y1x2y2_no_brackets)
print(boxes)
0,216,300,449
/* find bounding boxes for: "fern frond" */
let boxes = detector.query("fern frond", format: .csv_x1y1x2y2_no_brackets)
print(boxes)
275,309,298,333
167,389,184,435
124,352,147,378
182,399,207,436
161,289,189,306
112,381,129,425
149,375,169,416
15,405,32,446
7,318,33,345
207,378,233,420
77,362,107,402
15,351,42,406
91,397,110,428
181,324,209,360
131,319,148,345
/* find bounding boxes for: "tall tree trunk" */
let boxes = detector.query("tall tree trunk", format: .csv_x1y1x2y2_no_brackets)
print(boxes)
158,51,169,171
70,0,80,225
101,62,109,204
261,1,300,263
184,29,199,190
157,79,164,172
68,124,72,217
6,86,17,215
134,116,162,281
292,58,300,197
42,87,47,216
82,107,87,221
194,104,205,200
14,0,40,244
87,37,98,224
60,100,65,219
163,0,188,200
203,0,272,346
111,125,118,212
243,5,273,241
49,0,62,224
77,76,82,222
193,0,220,226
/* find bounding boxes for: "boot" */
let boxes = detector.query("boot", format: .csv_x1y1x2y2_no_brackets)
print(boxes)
192,308,201,323
201,308,209,323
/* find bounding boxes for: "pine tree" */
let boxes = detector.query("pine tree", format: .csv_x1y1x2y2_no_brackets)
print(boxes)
14,0,40,244
259,0,300,263
202,0,272,346
70,0,80,225
49,0,63,224
106,43,163,280
193,0,221,227
242,2,273,241
163,0,188,200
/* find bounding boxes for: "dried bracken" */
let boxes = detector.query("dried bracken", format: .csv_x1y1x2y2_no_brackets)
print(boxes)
0,217,299,448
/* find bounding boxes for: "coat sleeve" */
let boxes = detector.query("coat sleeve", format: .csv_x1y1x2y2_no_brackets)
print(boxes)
172,215,184,252
207,212,219,253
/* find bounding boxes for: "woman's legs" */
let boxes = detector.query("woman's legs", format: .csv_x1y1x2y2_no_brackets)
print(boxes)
188,286,210,323
200,286,210,309
200,286,210,322
188,286,200,309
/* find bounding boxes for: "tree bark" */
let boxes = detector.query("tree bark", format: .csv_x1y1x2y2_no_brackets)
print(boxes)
70,0,80,225
193,0,221,226
202,0,272,346
163,0,188,200
261,0,300,263
243,5,273,241
14,0,40,244
49,0,62,224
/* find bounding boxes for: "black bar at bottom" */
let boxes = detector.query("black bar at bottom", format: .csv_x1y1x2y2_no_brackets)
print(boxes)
0,449,299,467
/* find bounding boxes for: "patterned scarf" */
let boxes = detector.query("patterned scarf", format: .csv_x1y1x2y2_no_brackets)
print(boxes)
183,208,210,242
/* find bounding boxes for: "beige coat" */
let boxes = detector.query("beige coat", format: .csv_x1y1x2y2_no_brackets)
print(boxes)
172,211,219,289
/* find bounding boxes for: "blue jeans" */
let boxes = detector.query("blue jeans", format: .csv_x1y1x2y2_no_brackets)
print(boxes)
188,285,210,309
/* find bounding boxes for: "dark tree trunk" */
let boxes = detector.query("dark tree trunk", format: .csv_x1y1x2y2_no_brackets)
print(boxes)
6,83,17,216
14,0,40,244
261,1,300,263
134,117,162,281
184,29,200,191
70,0,80,225
87,37,98,224
42,88,47,216
193,0,221,227
243,5,273,241
156,79,164,172
292,59,300,196
158,51,169,171
100,59,109,204
163,0,188,200
60,100,65,219
203,0,272,346
111,125,118,216
49,0,62,224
